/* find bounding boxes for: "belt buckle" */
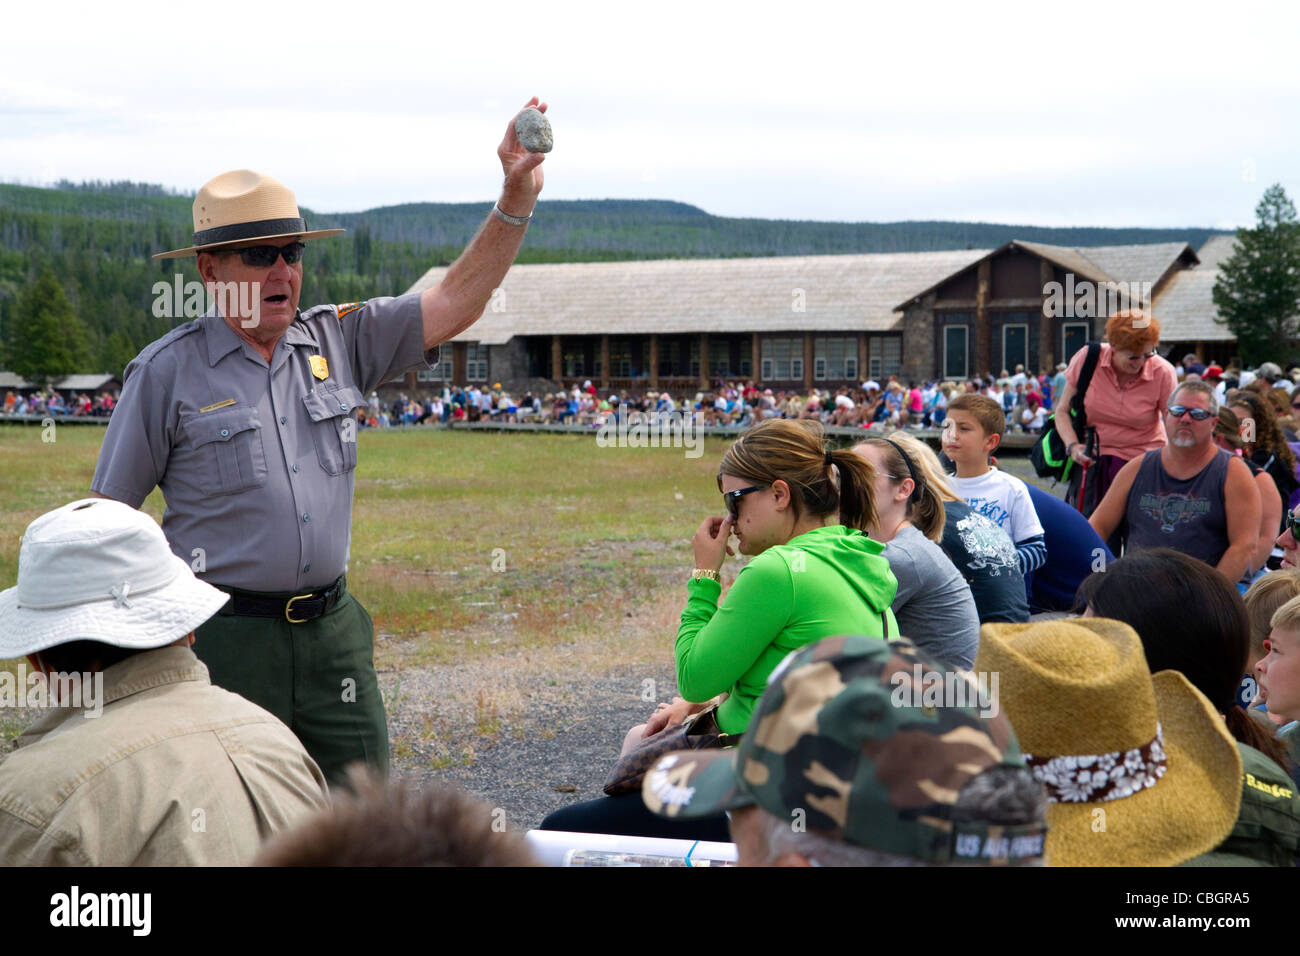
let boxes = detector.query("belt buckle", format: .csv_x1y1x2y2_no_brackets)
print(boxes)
285,592,314,624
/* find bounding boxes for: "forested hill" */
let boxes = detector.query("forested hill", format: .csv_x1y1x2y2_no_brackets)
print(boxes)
319,198,1228,258
0,179,1230,379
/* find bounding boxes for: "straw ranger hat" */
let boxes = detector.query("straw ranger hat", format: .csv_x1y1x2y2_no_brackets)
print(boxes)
977,618,1240,867
154,169,344,259
0,499,230,658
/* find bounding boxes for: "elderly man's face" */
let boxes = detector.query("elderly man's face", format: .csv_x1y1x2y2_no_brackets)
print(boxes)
197,238,303,344
1165,389,1215,449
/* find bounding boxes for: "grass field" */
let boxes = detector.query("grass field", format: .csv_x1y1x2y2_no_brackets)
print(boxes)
0,423,746,748
0,422,743,649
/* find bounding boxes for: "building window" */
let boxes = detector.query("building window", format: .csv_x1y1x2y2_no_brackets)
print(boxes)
466,343,488,382
761,338,804,381
563,344,585,378
868,337,901,380
814,337,857,381
1063,322,1089,362
1002,323,1029,374
708,346,730,378
609,337,633,377
943,326,968,380
658,340,679,378
416,352,454,382
739,339,752,378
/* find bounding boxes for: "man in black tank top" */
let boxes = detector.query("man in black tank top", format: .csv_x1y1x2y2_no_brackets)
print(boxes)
1088,382,1260,582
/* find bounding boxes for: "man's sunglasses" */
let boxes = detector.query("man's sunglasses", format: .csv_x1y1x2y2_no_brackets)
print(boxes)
721,484,768,519
1167,404,1213,421
221,242,306,267
1285,508,1300,539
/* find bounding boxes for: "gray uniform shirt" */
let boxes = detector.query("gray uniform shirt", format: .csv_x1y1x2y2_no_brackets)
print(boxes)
91,296,433,591
883,524,981,669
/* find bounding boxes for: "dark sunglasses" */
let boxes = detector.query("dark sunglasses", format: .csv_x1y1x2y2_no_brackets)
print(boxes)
1287,508,1300,539
1167,404,1213,421
223,242,305,267
722,484,768,519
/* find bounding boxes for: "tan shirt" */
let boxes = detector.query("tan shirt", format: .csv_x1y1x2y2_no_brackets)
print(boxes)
91,296,434,591
0,647,329,866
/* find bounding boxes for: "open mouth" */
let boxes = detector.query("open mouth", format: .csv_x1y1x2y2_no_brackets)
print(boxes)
264,294,288,304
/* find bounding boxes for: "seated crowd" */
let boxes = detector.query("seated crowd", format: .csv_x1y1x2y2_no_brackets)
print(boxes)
3,348,1300,867
2,389,116,418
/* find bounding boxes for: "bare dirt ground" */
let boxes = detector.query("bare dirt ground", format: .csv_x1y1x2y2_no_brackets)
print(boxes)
379,559,695,831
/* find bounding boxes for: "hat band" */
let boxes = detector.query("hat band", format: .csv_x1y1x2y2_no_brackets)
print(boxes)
193,217,306,248
1023,723,1167,804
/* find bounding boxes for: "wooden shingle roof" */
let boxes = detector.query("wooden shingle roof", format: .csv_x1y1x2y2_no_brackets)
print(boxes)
407,250,989,343
1149,236,1239,343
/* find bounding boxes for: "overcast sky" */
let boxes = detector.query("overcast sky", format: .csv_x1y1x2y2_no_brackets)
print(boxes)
3,0,1296,230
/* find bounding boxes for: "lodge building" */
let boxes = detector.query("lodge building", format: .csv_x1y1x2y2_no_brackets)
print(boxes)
399,235,1238,394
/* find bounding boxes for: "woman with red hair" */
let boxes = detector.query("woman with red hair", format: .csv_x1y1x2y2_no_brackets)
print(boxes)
1053,309,1179,516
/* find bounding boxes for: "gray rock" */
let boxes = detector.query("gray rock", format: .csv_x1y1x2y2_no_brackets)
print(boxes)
515,108,553,153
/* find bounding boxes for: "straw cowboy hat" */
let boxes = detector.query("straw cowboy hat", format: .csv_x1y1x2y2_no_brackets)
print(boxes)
0,499,230,658
154,169,344,259
977,618,1240,867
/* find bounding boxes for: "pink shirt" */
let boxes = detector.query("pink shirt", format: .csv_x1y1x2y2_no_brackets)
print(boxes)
1066,344,1177,461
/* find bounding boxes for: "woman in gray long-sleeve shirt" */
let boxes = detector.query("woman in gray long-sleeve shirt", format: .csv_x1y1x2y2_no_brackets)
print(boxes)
853,433,981,669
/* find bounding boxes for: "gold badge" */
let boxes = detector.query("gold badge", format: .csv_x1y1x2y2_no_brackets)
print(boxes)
199,398,236,413
309,355,329,380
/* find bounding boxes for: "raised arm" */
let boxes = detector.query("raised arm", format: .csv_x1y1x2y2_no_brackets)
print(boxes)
420,98,548,350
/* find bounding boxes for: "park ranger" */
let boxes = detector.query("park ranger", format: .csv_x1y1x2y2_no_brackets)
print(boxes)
91,98,548,783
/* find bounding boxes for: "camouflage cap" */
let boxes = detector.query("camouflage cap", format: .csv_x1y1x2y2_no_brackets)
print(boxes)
642,635,1046,864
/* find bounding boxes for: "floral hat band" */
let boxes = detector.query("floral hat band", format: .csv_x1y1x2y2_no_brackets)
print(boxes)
1023,723,1168,804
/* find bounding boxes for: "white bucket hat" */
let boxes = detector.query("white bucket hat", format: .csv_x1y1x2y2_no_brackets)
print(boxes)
0,499,230,658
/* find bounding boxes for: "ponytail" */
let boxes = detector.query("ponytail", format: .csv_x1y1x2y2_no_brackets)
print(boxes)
830,447,878,533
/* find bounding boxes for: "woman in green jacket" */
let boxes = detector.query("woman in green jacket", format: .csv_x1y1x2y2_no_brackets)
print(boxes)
634,418,899,743
540,419,898,842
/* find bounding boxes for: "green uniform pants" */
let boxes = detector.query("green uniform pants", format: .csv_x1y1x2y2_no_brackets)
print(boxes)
194,585,389,787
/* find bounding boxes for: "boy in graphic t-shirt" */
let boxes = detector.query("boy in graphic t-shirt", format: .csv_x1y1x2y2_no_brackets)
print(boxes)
943,393,1047,575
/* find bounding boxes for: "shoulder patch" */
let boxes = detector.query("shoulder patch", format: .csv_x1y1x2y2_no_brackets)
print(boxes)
335,301,366,320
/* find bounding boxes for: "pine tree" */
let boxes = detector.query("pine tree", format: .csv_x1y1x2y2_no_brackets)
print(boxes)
1213,184,1300,364
102,329,138,379
8,268,92,387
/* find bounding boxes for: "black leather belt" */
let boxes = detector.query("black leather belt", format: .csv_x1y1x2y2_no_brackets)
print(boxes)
215,576,346,624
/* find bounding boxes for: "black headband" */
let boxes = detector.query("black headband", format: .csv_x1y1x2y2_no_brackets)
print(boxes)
192,217,307,248
883,437,918,500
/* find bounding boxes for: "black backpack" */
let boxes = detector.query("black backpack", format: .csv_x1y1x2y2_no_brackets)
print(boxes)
1030,343,1101,483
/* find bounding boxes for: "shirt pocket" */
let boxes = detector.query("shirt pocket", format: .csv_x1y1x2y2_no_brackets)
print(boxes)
303,383,365,476
182,406,268,496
